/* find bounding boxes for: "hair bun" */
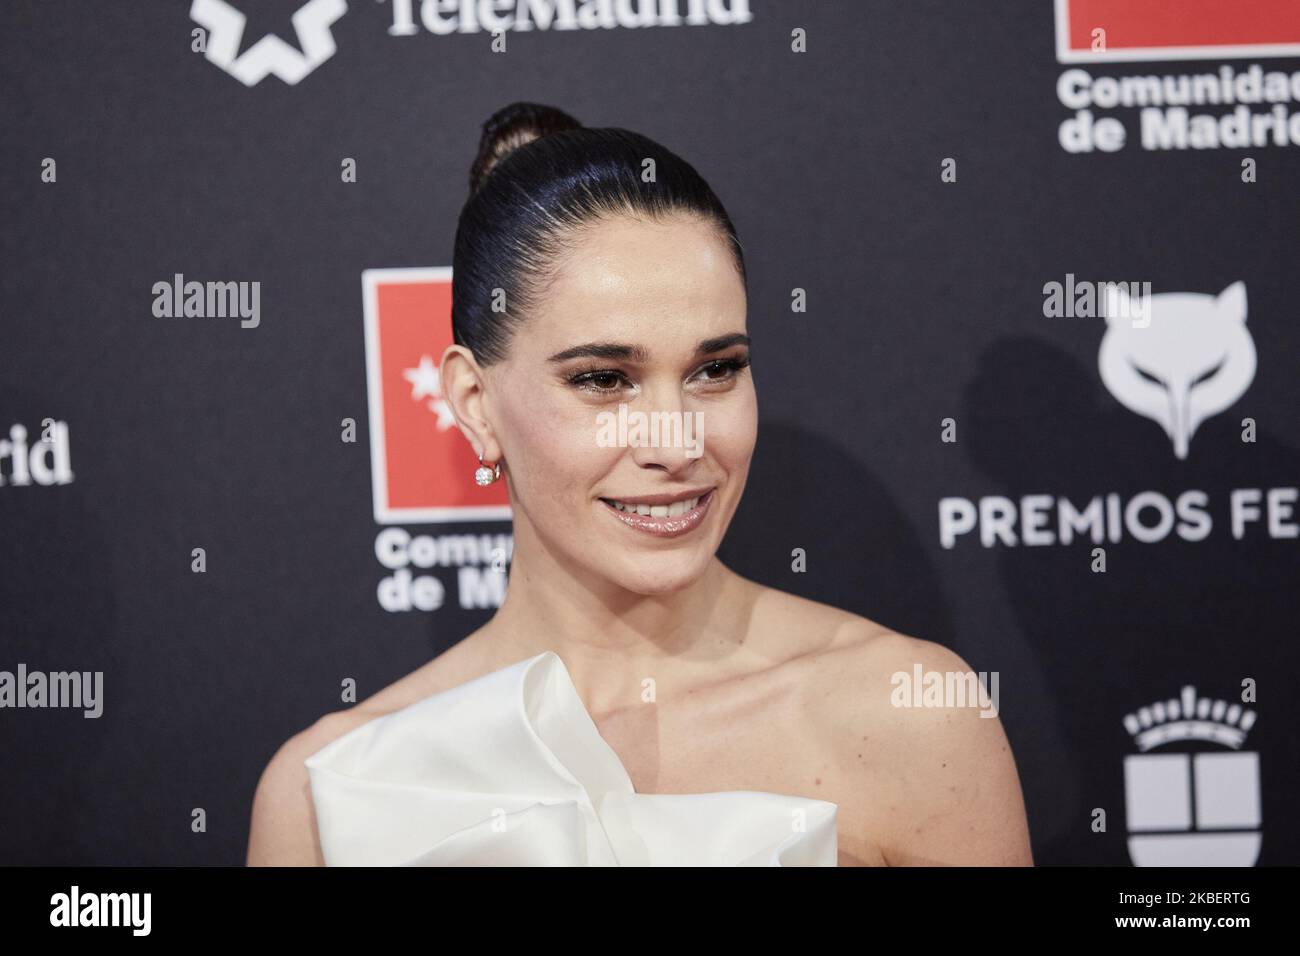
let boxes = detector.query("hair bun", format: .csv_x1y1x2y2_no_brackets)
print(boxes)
469,102,583,196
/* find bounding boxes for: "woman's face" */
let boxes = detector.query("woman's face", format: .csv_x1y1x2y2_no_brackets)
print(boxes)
485,213,756,596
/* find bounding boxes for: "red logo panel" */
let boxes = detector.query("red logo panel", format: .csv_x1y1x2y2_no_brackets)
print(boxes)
362,268,511,524
1056,0,1300,62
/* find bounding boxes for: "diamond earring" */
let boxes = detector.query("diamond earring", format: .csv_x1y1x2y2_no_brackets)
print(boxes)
474,456,501,486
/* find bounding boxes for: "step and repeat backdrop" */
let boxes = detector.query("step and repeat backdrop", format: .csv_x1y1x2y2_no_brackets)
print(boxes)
1,1,1297,865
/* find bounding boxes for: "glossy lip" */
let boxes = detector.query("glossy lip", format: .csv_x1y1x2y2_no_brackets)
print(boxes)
599,488,714,538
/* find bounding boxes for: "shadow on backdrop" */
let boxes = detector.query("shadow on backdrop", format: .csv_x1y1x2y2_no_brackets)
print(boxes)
719,419,956,650
964,337,1298,865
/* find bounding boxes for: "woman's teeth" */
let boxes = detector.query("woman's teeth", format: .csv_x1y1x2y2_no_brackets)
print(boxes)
607,496,701,517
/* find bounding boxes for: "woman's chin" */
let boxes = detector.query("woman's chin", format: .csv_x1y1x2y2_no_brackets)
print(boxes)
601,556,711,597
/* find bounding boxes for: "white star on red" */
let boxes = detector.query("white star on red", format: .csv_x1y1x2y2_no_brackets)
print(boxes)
402,355,455,431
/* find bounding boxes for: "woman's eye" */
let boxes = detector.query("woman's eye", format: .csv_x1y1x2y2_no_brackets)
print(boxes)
692,356,750,384
700,362,730,380
568,369,630,392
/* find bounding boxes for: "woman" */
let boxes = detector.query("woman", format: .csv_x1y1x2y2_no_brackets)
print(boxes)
247,103,1033,866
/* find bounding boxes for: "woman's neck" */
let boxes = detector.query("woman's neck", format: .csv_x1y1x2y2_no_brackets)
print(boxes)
480,528,752,716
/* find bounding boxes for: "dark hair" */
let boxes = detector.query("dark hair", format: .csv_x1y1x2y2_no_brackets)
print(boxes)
451,102,747,365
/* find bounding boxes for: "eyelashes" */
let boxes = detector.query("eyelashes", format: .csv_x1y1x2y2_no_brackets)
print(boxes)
565,355,752,394
699,354,752,380
566,368,630,392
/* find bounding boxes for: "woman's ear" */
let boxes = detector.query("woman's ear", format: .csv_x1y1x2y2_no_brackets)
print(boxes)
439,344,502,462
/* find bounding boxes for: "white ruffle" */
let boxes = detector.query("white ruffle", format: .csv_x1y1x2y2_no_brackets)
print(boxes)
304,651,838,866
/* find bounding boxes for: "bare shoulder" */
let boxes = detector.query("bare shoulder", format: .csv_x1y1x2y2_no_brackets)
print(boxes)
737,577,930,725
811,625,1033,866
746,586,940,720
738,577,985,729
246,707,381,866
742,579,896,654
246,636,493,866
740,579,1033,866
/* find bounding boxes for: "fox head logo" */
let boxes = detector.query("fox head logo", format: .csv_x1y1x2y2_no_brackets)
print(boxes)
1098,281,1255,460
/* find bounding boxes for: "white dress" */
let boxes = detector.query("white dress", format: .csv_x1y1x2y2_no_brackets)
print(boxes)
304,650,839,866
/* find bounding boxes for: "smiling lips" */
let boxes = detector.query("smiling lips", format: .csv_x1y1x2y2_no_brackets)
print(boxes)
599,489,714,537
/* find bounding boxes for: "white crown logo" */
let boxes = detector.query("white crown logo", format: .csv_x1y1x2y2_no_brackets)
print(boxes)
1121,684,1262,866
1123,684,1256,752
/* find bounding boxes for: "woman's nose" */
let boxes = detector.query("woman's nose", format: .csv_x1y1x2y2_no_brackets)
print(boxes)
624,389,704,473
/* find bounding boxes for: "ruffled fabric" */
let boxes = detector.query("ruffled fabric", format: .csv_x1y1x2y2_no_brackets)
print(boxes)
304,651,838,866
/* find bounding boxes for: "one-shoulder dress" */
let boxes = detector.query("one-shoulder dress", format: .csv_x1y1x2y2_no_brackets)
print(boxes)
305,650,839,865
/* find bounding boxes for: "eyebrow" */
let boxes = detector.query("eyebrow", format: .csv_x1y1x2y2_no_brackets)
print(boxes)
547,333,750,364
